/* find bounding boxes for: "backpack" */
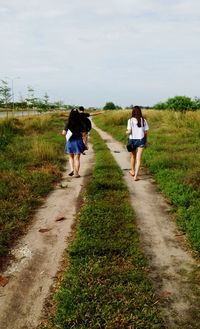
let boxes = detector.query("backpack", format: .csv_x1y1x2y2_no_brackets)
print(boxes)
85,117,92,132
81,114,92,132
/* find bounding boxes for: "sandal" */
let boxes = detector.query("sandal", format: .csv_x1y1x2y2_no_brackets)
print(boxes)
68,171,74,176
73,174,80,178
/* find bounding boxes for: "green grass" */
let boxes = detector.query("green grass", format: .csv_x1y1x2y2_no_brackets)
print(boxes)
0,113,68,259
48,129,164,329
93,110,200,255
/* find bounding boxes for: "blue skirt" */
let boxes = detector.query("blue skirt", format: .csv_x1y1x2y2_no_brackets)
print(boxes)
65,136,85,154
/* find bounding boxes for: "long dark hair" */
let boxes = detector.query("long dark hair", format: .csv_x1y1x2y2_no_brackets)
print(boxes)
68,108,80,125
67,108,83,134
131,106,144,127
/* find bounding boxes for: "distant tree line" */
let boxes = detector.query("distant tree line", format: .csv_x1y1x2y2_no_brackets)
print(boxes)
103,96,200,112
0,80,69,112
1,78,200,113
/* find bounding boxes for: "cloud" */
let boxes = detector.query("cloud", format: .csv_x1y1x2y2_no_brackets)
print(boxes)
0,0,200,106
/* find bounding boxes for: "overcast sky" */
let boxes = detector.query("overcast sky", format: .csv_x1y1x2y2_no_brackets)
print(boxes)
0,0,200,107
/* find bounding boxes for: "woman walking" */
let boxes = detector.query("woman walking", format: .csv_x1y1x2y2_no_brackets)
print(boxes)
62,109,86,178
126,106,149,181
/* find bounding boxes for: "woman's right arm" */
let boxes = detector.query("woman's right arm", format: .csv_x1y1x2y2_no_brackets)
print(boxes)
126,119,131,135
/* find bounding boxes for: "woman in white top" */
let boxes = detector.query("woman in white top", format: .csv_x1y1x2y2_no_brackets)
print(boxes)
126,106,149,181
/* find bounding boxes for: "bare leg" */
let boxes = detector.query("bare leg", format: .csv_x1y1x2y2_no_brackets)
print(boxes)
130,151,136,176
82,133,88,150
85,134,88,149
68,154,74,173
74,154,81,176
134,147,144,181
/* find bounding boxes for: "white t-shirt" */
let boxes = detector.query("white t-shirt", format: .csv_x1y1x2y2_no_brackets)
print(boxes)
127,117,149,139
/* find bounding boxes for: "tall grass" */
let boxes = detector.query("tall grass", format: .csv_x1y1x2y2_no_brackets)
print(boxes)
22,115,52,131
93,110,200,255
0,114,66,262
32,138,61,161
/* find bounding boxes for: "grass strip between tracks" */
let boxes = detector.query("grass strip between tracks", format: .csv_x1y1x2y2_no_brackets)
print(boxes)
49,129,164,329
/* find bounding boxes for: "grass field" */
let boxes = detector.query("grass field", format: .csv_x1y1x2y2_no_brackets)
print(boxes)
1,109,200,327
0,113,67,262
93,109,200,256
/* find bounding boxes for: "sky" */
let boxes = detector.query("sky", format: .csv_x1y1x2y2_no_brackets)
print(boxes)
0,0,200,108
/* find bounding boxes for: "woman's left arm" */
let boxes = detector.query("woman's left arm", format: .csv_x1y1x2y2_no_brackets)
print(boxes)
62,121,68,135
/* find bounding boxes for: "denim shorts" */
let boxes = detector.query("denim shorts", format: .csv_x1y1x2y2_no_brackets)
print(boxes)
65,137,85,154
127,137,146,152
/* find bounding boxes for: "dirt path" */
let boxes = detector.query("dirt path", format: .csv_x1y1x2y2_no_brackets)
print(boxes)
0,125,200,329
0,145,95,329
94,124,200,329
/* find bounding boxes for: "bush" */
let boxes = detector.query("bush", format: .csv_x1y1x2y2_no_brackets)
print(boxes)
166,96,197,112
103,102,118,110
154,96,198,112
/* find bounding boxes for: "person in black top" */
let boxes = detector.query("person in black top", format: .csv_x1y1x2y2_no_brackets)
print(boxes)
62,109,85,177
78,106,91,150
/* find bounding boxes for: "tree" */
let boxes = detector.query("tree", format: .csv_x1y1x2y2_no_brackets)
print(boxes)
166,96,197,112
25,85,37,109
0,80,12,107
36,93,50,112
0,80,12,118
103,102,117,110
154,102,167,110
194,97,200,109
43,93,49,107
154,96,198,112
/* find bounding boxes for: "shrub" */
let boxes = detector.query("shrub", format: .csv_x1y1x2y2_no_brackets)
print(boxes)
103,102,117,110
154,96,198,112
